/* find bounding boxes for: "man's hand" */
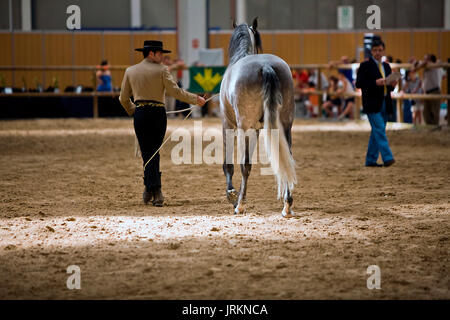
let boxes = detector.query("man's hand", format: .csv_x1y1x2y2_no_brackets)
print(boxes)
197,95,206,107
389,80,398,87
375,78,386,86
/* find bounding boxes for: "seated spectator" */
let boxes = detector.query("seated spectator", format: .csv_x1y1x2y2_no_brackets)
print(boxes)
329,55,354,87
96,60,112,92
337,71,356,120
301,82,320,118
403,70,423,125
292,69,310,117
292,69,309,96
321,76,341,118
307,69,329,91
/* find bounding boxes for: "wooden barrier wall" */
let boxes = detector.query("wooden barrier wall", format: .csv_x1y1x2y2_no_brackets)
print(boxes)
1,30,449,93
0,33,13,87
0,31,179,90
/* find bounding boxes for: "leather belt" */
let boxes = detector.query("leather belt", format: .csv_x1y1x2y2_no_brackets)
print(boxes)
135,100,165,108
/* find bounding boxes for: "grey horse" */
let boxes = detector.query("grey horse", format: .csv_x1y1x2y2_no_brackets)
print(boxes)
219,18,297,217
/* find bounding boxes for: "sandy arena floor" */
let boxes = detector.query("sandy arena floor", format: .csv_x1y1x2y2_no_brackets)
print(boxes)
0,117,448,299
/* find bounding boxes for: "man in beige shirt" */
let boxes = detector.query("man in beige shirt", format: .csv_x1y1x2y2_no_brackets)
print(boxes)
413,54,445,128
120,40,205,206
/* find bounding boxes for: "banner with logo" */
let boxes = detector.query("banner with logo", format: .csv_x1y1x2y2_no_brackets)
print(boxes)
188,66,226,93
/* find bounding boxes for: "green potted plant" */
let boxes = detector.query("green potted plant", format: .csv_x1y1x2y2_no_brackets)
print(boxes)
33,76,42,92
52,76,59,93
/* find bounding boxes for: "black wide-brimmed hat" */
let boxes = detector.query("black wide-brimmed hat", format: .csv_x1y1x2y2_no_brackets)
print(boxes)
135,40,171,53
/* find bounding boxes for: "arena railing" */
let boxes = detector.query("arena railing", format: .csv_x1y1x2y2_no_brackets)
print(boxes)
0,91,119,118
0,65,125,118
0,62,449,123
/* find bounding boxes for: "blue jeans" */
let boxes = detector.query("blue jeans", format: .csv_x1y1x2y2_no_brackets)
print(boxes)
365,100,394,165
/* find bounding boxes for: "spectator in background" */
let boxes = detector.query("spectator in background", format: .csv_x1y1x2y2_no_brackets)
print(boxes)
329,55,354,88
292,69,310,117
413,54,446,128
388,58,403,122
292,69,309,95
301,81,321,117
356,39,397,168
304,70,329,118
321,75,341,118
96,60,112,92
163,55,176,115
403,69,423,125
337,70,356,120
307,69,329,91
171,58,192,118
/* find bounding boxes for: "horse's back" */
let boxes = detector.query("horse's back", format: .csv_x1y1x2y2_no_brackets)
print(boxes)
233,54,291,78
226,54,293,98
240,53,289,67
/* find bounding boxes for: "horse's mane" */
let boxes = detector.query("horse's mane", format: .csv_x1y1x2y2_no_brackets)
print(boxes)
228,23,262,65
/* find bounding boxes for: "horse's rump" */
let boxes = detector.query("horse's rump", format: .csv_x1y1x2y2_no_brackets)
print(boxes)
221,54,294,130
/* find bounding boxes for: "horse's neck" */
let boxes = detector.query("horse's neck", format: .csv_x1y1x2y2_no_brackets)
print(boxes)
230,51,251,66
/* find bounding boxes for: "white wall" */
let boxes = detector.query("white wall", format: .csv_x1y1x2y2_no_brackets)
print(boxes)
178,0,207,65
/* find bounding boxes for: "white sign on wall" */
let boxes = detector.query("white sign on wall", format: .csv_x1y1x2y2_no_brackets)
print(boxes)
198,48,224,66
337,6,354,30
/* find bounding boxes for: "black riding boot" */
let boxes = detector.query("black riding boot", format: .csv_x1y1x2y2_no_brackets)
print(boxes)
153,186,164,207
143,186,154,204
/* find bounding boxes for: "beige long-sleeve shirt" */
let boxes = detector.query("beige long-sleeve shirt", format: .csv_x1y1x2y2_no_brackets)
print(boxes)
119,59,198,116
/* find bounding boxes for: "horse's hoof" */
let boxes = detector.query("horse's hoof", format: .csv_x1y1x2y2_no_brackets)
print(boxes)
226,189,239,205
235,199,246,214
235,205,245,215
281,208,294,218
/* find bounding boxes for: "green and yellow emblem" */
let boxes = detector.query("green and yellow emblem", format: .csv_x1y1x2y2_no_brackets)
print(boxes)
189,66,226,93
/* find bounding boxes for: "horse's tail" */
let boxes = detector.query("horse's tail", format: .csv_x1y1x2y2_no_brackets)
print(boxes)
261,64,297,199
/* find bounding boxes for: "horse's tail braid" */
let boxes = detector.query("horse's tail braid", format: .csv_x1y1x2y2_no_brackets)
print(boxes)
261,64,297,199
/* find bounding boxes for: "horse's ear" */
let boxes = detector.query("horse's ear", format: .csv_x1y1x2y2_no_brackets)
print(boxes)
232,18,237,29
252,17,258,30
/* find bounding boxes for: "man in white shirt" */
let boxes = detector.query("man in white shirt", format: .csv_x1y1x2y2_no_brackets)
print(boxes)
413,54,445,127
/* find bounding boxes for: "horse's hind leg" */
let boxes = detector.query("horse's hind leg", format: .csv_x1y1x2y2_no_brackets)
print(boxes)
235,161,251,214
235,134,256,214
282,188,294,218
223,127,238,206
223,162,238,206
282,127,295,218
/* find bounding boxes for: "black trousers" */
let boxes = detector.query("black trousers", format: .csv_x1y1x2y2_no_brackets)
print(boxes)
133,106,167,190
423,88,441,125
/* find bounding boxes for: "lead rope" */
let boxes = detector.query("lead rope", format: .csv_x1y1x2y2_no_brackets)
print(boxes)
134,93,219,170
